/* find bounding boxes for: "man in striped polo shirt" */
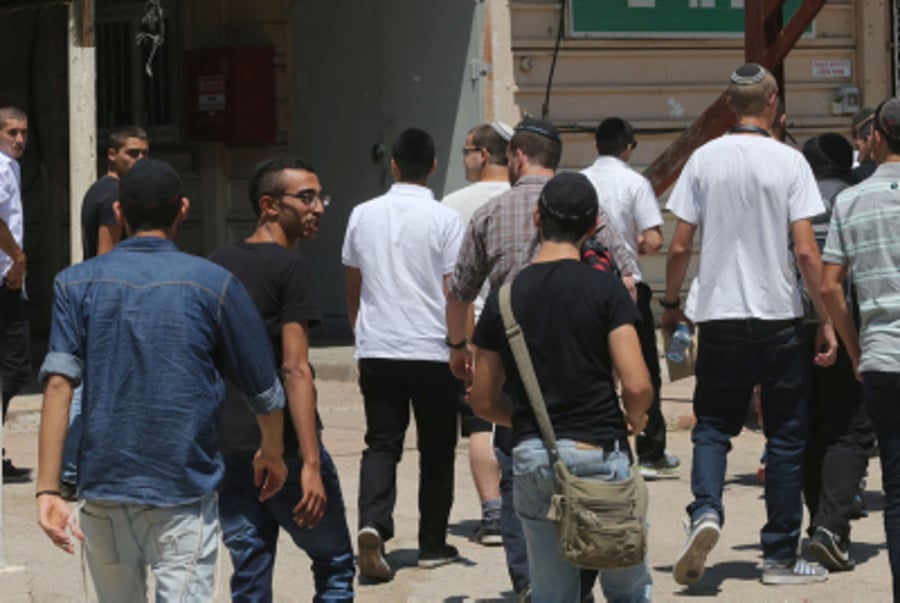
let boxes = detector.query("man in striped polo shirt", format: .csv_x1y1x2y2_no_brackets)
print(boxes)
822,96,900,601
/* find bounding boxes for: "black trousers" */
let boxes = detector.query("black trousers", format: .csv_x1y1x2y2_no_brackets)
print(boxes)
803,324,875,539
635,283,665,463
0,288,31,420
357,358,458,553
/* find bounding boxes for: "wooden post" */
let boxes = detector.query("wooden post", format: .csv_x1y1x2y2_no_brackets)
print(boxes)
68,0,96,265
643,0,826,196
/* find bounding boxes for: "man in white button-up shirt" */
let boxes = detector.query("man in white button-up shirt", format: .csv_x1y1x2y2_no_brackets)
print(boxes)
0,105,31,483
582,117,677,481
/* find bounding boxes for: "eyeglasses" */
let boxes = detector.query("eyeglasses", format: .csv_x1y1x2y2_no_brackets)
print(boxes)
462,146,483,156
278,189,331,208
125,149,149,159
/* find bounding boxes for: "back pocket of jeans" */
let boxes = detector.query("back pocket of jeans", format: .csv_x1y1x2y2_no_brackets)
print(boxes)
79,508,120,565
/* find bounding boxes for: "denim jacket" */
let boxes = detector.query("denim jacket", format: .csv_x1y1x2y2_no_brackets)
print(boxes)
39,237,284,506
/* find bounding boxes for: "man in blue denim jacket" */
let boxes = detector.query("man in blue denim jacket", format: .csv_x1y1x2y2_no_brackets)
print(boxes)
34,159,288,603
470,173,653,602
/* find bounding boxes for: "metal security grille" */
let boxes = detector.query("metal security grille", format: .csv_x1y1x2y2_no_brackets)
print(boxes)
96,0,179,141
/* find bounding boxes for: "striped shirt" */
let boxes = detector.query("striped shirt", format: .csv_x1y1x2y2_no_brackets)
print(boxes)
447,174,638,302
823,162,900,372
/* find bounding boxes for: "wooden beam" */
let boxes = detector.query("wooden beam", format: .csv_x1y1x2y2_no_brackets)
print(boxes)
763,0,826,68
0,0,70,15
81,0,93,47
643,0,826,197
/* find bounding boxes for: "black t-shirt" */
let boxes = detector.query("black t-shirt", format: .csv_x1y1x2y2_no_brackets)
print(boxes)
209,241,322,457
472,259,640,447
80,175,119,259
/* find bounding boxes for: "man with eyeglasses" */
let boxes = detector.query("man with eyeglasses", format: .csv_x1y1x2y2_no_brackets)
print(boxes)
442,121,512,548
209,157,354,601
59,126,152,497
343,128,465,581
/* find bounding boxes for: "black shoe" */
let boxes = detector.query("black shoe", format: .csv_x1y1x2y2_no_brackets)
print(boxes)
470,516,503,546
2,459,31,483
418,544,460,568
808,526,855,571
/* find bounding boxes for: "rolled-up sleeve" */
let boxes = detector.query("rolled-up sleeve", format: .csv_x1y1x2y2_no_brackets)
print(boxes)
448,211,490,302
593,203,639,276
218,274,285,415
39,277,84,385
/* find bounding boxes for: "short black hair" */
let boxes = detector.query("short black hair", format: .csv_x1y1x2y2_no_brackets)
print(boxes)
509,130,561,170
594,118,635,156
108,126,148,151
469,124,509,166
119,200,181,233
538,203,596,244
248,157,318,217
392,128,435,182
0,106,27,129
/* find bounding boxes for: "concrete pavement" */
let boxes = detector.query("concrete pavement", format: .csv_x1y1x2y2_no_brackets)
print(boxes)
0,346,891,601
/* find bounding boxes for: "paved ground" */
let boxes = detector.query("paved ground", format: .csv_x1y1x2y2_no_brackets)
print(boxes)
0,346,892,601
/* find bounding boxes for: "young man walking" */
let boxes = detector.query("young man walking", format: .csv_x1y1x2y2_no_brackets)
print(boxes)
343,128,465,580
822,97,900,600
581,116,678,480
663,64,836,586
469,172,653,602
36,158,288,602
210,157,355,600
0,106,31,482
443,121,512,545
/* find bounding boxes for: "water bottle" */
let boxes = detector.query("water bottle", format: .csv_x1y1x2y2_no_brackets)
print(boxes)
667,322,692,363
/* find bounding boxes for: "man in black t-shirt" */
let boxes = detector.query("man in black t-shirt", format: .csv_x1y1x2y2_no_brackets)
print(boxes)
80,126,149,259
470,172,653,602
209,157,354,601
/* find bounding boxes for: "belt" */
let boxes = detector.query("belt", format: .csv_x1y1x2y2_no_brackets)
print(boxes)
573,437,629,452
702,318,801,331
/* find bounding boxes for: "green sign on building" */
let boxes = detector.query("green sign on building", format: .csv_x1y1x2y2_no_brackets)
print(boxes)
568,0,811,38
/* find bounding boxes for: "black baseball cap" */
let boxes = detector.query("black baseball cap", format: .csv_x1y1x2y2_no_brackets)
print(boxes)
515,117,561,142
119,158,182,209
539,172,598,221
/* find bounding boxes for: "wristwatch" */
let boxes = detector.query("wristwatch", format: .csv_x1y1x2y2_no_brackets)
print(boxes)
444,336,467,350
658,297,681,309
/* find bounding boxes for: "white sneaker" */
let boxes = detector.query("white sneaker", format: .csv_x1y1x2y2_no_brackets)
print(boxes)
673,512,721,585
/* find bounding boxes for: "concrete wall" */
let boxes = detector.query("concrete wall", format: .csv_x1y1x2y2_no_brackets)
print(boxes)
292,1,482,339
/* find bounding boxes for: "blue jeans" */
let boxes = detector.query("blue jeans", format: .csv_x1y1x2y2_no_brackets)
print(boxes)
861,372,900,601
219,446,355,602
513,438,652,603
690,319,809,563
61,384,82,485
79,492,218,603
495,432,530,593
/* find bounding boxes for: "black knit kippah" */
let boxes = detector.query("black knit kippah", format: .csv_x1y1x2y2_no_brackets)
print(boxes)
730,63,767,85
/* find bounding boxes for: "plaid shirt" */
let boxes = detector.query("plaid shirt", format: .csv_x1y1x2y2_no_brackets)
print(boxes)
448,174,638,302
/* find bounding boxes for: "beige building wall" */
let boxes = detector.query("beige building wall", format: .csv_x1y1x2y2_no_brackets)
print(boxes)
507,0,892,295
